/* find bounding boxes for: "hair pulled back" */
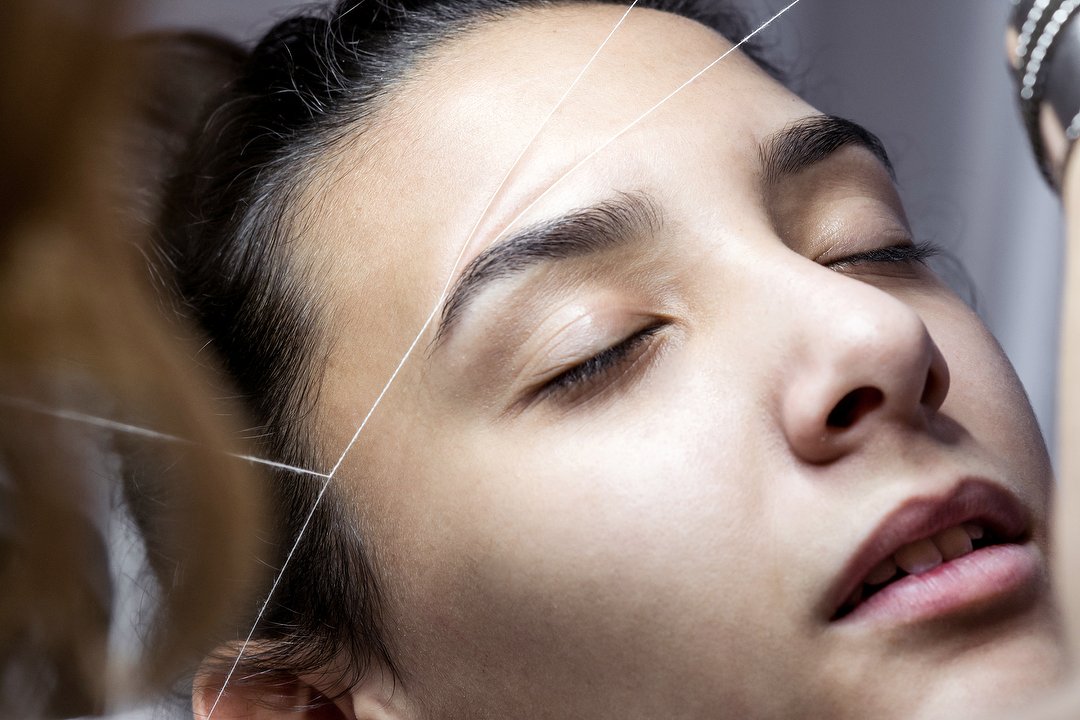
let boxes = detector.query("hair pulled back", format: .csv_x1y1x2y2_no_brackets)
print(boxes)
160,0,776,691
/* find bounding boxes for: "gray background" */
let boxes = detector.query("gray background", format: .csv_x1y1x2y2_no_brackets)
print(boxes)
129,0,1065,453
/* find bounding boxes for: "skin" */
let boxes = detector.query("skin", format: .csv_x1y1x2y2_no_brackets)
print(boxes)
202,5,1069,720
1063,154,1080,647
1006,24,1080,715
1026,139,1080,720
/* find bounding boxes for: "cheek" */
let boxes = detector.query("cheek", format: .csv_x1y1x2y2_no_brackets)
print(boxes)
358,361,814,712
924,298,1052,494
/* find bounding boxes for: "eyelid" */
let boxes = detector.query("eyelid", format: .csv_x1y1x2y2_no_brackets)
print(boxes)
514,316,670,412
823,239,940,270
537,321,665,397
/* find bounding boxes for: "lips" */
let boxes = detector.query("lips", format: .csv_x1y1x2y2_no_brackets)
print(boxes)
826,479,1034,623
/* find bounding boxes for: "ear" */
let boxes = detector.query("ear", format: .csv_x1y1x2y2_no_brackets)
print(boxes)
346,663,417,720
191,650,417,720
192,655,354,720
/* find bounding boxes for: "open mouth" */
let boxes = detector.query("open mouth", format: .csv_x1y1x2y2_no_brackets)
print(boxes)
831,522,1018,620
826,480,1035,624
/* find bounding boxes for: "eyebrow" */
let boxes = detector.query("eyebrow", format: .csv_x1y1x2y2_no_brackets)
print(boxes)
430,192,661,351
761,114,894,186
430,115,893,352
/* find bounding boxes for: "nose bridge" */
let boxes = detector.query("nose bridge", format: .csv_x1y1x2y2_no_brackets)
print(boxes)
774,259,951,464
814,280,930,390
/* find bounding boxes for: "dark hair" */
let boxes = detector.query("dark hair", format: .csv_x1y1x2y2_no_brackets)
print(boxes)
159,0,779,695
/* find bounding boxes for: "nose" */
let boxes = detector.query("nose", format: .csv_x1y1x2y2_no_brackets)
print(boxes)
779,270,951,465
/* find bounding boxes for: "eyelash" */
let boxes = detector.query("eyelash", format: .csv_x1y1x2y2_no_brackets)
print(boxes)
534,240,940,403
826,239,941,269
537,322,666,402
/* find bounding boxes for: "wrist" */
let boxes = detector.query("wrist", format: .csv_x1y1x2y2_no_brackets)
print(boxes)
1065,139,1080,202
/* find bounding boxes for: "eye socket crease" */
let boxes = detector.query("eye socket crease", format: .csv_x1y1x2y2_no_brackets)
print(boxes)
509,319,671,416
429,191,663,354
534,321,666,397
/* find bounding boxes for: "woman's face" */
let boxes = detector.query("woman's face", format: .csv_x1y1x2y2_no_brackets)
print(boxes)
299,5,1066,719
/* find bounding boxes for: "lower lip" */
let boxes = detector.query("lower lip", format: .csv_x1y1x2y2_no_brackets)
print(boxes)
837,543,1043,626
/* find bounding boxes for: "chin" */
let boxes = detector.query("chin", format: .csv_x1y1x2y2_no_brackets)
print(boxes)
813,592,1067,720
888,607,1066,720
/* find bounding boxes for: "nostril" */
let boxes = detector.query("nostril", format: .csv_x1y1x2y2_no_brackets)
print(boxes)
826,387,884,429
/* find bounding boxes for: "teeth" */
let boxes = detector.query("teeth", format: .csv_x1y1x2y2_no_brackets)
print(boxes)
864,557,898,586
893,538,943,575
933,526,974,561
847,523,994,611
963,523,985,541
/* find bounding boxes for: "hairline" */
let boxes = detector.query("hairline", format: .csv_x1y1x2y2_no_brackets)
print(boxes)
287,0,757,447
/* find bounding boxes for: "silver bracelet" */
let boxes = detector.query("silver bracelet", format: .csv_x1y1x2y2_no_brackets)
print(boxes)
1020,0,1079,101
1045,14,1080,179
1011,0,1080,188
1014,0,1055,70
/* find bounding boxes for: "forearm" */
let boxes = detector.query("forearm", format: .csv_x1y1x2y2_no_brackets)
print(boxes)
1058,152,1080,652
1064,155,1080,482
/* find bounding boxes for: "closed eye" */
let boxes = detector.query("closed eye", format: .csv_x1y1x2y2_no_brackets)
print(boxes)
826,240,940,270
533,322,667,405
523,242,936,408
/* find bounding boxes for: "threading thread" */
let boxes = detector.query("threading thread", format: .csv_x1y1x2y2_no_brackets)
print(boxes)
483,0,804,250
206,1,804,713
203,4,641,717
0,395,331,479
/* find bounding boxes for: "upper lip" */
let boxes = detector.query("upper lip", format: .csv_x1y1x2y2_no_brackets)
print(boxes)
824,478,1031,621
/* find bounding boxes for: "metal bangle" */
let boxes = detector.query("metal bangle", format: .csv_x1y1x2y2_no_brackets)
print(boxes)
1044,11,1080,184
1013,0,1080,187
1013,0,1057,71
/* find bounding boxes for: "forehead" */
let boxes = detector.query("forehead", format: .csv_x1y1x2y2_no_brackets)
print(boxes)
303,3,813,427
308,4,806,271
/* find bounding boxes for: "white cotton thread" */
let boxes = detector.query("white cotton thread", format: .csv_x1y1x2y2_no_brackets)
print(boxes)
206,4,807,716
0,395,331,479
484,0,805,252
203,4,641,717
328,0,644,480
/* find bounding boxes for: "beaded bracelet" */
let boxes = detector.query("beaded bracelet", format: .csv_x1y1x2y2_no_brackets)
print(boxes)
1010,0,1080,190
